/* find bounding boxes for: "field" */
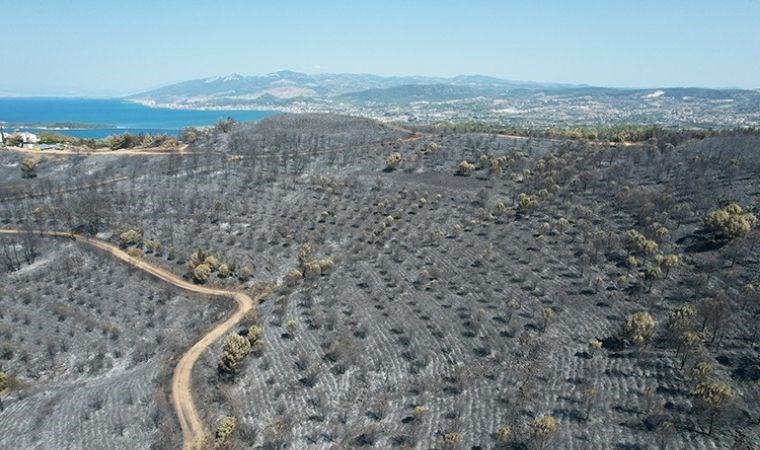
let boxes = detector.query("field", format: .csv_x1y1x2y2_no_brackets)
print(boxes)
1,114,758,449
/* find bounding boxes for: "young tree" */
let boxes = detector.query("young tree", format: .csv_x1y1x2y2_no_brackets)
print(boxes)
656,253,680,278
643,266,663,293
693,382,735,435
625,311,656,347
530,415,558,450
697,295,730,345
666,305,702,369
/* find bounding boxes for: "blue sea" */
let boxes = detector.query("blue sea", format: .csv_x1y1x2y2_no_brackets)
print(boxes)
0,98,277,139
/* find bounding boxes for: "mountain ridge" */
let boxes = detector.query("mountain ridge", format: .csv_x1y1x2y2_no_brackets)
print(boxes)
128,70,760,128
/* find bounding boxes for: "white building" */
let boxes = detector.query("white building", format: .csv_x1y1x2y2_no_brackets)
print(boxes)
5,131,40,148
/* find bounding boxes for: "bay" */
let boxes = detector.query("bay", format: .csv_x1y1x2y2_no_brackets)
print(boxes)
0,98,277,139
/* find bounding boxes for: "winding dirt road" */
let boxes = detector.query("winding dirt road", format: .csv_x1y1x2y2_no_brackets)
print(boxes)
0,229,253,449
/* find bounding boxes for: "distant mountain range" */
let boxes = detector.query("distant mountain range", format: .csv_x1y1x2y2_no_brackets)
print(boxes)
128,70,760,127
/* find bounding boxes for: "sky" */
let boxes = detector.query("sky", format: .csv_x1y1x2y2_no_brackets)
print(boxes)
1,0,759,96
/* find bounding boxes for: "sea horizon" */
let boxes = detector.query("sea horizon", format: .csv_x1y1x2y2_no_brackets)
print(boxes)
0,97,278,139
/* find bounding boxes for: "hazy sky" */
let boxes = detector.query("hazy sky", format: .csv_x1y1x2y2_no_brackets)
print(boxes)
2,0,759,96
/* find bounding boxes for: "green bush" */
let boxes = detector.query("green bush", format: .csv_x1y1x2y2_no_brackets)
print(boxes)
193,263,212,283
385,152,402,171
119,229,142,247
214,415,237,447
456,160,476,176
219,334,251,375
705,203,757,240
20,158,38,178
625,311,656,346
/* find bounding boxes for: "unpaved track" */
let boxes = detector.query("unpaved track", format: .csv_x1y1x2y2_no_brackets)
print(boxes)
0,229,253,449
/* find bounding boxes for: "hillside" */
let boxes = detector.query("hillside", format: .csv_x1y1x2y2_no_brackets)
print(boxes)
0,114,758,449
128,71,760,128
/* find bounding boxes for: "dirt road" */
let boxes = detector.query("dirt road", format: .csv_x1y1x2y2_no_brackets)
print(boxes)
0,229,253,449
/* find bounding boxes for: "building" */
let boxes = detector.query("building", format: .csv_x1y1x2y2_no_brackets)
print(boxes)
4,131,40,148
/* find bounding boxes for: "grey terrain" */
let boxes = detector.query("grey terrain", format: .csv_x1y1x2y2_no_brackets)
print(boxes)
0,114,758,449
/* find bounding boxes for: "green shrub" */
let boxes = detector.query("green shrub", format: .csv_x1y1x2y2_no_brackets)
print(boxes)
119,229,142,247
385,152,402,171
193,263,212,283
20,158,38,178
625,311,656,346
219,334,251,374
214,415,237,447
247,325,263,346
456,160,476,176
180,127,201,144
531,415,558,450
705,203,756,240
625,229,658,255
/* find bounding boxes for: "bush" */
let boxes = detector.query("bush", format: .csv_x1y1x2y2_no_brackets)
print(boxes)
20,158,38,178
180,127,201,144
691,362,713,381
204,255,221,271
193,263,212,283
285,268,303,286
705,203,757,240
530,415,558,450
219,334,251,375
625,229,658,255
625,311,656,346
518,193,538,211
655,253,679,277
119,229,142,247
385,152,402,171
497,425,512,443
145,239,161,253
247,325,263,346
456,160,476,176
0,370,8,410
214,415,237,447
106,133,137,150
